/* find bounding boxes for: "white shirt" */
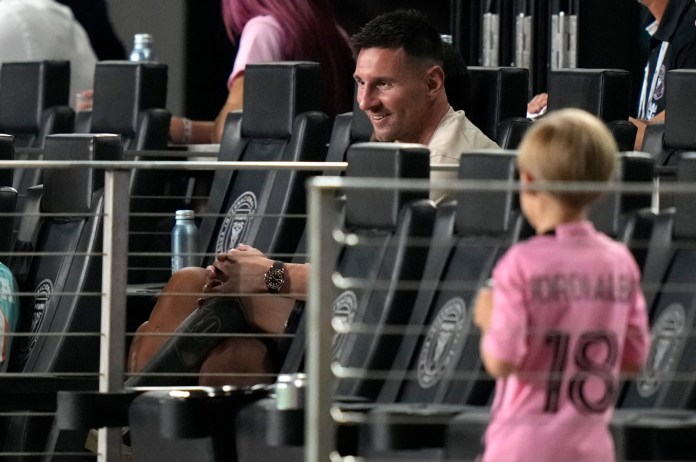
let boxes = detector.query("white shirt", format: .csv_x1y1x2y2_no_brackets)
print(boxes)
428,106,500,202
0,0,97,107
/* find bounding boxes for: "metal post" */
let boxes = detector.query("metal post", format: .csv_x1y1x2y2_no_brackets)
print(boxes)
306,180,341,462
98,169,130,462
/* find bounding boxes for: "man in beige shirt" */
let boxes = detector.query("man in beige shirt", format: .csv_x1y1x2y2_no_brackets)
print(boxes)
128,9,499,384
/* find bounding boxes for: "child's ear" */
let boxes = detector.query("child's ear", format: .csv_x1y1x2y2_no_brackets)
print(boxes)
520,169,534,184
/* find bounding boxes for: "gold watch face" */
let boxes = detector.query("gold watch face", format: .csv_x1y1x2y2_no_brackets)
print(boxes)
265,265,285,293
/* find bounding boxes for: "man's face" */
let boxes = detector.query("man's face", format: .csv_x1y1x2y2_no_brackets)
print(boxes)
353,47,432,143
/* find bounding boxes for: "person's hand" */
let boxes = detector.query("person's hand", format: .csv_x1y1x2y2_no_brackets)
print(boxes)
527,92,548,118
197,244,273,305
473,286,493,334
76,89,94,112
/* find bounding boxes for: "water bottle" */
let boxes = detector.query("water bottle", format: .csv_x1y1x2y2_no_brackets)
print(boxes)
171,210,199,274
129,33,156,62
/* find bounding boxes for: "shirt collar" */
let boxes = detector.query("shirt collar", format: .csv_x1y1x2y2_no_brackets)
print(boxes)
654,0,693,42
551,221,596,240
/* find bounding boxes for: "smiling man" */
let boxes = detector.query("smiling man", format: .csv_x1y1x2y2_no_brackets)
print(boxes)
351,9,498,202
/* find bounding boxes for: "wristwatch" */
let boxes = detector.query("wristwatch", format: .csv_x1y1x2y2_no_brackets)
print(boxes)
264,260,285,293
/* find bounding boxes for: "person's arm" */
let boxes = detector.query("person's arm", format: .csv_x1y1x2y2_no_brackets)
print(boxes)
212,75,245,143
473,286,518,378
200,244,308,302
629,110,665,151
169,116,216,144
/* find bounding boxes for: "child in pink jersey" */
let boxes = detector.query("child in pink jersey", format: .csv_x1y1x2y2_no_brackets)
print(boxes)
474,108,650,462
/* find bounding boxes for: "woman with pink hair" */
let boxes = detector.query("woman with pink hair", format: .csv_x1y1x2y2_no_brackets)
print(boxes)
170,0,354,144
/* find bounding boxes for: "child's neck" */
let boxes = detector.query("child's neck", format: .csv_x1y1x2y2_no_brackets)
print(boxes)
534,197,587,235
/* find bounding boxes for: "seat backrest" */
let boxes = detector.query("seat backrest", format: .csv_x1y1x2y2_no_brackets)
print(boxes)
589,152,655,268
547,69,635,152
81,61,170,150
9,134,122,374
619,154,696,410
655,69,696,167
465,66,529,142
547,68,632,122
0,134,13,187
1,134,121,460
294,143,435,399
0,61,73,149
324,94,373,164
0,186,17,259
197,62,329,268
377,150,524,406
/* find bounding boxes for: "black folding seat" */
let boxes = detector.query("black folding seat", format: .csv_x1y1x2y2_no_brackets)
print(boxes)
465,66,530,148
546,69,637,152
0,133,122,461
640,69,696,167
642,70,696,213
0,61,75,220
119,142,436,462
194,61,329,269
73,61,181,285
76,61,170,150
0,61,74,150
605,154,696,461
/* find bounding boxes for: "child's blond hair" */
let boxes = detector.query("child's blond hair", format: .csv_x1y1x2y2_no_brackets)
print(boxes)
517,108,618,209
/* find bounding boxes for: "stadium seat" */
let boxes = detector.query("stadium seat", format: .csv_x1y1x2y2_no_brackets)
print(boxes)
0,61,75,219
547,68,637,152
465,66,530,148
0,133,122,460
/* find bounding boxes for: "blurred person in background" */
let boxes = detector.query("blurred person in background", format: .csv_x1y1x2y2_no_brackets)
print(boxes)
169,0,355,144
0,0,97,108
56,0,126,60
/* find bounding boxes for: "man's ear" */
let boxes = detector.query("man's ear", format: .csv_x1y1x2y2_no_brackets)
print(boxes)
425,65,445,95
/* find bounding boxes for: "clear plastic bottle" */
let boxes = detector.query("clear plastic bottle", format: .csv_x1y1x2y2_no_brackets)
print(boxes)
171,210,199,273
129,33,156,62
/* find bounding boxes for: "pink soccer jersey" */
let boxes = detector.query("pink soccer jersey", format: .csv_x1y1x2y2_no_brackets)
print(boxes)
481,221,650,462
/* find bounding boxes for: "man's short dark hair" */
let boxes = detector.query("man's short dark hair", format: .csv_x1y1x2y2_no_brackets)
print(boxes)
350,9,445,65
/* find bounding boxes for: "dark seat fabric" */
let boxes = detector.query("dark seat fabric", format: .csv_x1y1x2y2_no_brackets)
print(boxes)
324,95,373,164
0,187,17,259
588,151,655,269
465,66,529,145
0,134,12,187
620,154,696,410
0,135,15,256
78,61,170,150
0,61,75,223
0,134,122,460
602,154,696,460
196,62,329,269
547,68,637,151
0,61,73,149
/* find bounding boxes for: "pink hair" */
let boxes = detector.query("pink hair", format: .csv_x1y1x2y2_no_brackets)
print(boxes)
221,0,353,115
